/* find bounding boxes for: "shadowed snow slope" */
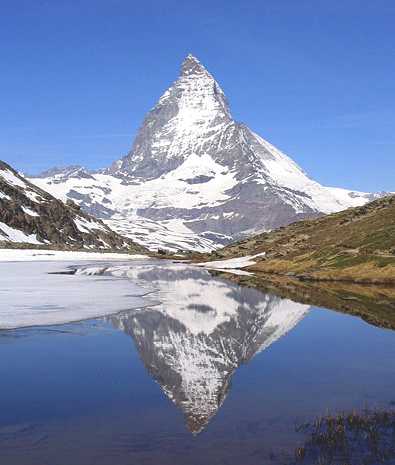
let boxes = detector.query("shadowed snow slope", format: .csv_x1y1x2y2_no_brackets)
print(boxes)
29,55,383,252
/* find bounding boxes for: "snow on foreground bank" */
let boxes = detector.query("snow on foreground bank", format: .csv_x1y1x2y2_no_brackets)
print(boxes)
196,252,266,275
0,249,147,262
0,260,154,329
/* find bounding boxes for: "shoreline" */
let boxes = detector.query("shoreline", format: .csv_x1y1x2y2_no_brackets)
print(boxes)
209,269,395,331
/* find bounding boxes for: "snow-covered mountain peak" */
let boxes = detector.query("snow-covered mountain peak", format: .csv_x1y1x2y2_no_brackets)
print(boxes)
110,55,232,180
29,57,388,252
34,165,94,182
181,53,207,76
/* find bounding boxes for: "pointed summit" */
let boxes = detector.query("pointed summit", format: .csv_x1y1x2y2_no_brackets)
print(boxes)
33,55,383,252
181,53,207,76
111,51,232,179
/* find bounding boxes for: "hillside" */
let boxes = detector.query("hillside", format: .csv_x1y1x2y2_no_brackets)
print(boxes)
204,195,395,283
0,160,144,252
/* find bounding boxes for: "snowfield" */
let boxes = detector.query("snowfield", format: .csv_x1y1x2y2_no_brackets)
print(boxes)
0,222,43,245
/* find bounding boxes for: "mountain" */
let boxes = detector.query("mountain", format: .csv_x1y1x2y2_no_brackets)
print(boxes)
206,194,395,283
79,263,310,433
29,54,383,252
0,160,143,251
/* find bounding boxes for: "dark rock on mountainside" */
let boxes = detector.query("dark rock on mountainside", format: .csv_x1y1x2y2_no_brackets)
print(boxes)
0,160,144,251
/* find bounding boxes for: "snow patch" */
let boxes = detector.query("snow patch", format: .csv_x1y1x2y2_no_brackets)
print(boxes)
0,168,28,189
0,191,11,200
74,217,107,233
21,206,39,217
197,252,266,271
0,222,42,244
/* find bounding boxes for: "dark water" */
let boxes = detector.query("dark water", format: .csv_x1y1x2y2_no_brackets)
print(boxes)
1,262,395,465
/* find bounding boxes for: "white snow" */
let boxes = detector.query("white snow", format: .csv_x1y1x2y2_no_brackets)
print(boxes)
197,252,266,271
0,168,45,203
29,130,379,253
74,216,107,233
23,190,45,203
106,217,228,253
250,131,375,214
31,157,236,252
0,191,11,200
0,222,42,244
31,154,237,213
21,206,39,217
0,168,27,189
326,186,380,208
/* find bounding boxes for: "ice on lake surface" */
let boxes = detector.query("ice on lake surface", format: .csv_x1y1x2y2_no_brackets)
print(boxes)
0,260,152,329
1,259,395,465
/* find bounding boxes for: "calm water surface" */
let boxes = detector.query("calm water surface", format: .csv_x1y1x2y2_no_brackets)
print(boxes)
1,260,395,465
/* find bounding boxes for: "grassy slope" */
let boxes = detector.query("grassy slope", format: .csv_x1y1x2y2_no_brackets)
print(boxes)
206,195,395,283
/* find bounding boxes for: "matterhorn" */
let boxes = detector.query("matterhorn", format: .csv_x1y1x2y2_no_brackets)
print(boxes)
31,54,378,252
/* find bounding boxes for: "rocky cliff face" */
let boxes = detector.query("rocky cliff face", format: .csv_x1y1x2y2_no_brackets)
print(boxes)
0,160,143,251
30,55,382,252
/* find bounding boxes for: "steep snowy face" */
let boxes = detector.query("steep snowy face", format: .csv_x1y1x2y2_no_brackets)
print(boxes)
112,54,233,179
29,54,383,251
95,263,310,433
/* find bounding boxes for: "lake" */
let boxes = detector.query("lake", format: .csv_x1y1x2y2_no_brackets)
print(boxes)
1,259,395,464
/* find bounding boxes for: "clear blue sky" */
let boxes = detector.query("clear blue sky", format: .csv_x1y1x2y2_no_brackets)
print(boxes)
1,0,394,192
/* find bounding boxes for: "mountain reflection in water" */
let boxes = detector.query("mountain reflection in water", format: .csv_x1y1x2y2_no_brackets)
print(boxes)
77,263,311,434
2,262,395,465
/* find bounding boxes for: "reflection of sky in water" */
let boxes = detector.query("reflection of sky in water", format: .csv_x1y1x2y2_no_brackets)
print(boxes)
0,262,395,464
